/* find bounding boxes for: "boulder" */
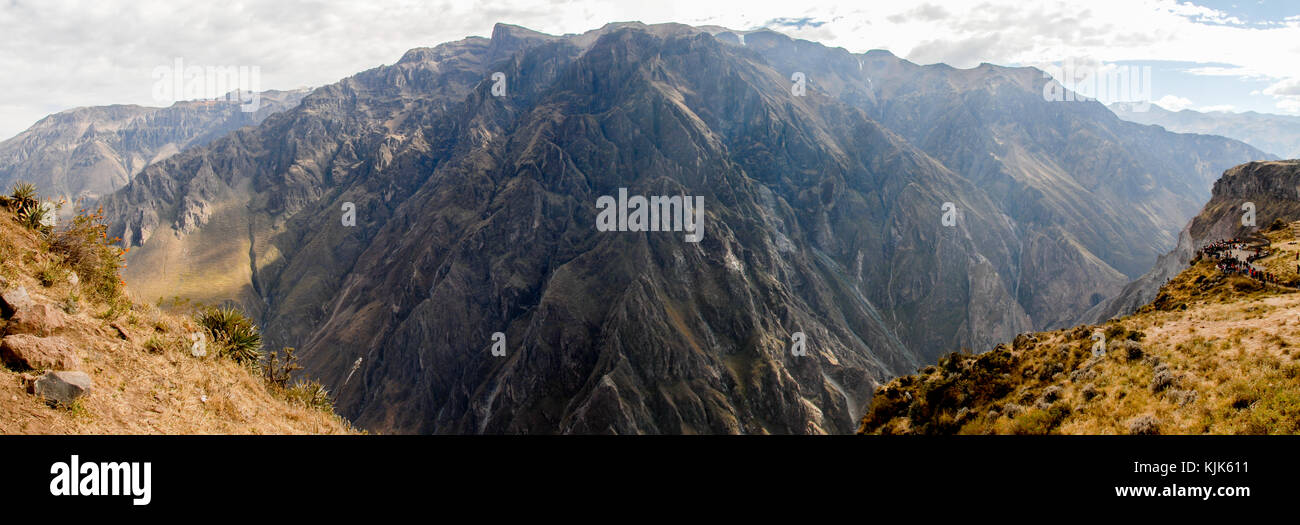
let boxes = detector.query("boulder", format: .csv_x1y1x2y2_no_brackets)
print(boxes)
0,334,82,370
0,286,33,318
29,371,92,405
4,303,68,336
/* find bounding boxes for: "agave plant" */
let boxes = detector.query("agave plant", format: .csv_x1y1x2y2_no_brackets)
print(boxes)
7,182,61,232
287,380,333,411
9,181,37,207
196,306,263,364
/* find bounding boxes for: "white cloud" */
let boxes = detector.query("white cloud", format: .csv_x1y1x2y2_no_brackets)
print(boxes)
3,0,1300,138
1155,95,1195,111
1262,78,1300,114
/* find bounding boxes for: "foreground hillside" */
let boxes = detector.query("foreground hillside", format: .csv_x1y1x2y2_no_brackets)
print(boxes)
860,225,1300,434
0,194,354,434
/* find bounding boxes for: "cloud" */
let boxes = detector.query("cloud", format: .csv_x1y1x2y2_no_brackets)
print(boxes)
3,0,1300,138
1262,78,1300,114
1154,95,1195,111
1184,66,1270,78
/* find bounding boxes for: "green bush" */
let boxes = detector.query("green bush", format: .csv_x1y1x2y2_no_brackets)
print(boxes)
284,380,333,411
50,204,126,303
196,306,263,365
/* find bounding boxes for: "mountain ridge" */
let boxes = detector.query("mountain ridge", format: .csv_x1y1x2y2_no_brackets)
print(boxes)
92,22,1269,433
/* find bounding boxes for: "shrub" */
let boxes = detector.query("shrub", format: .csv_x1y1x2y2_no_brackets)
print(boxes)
283,380,333,411
60,291,80,314
36,260,62,287
1039,385,1063,404
143,335,167,354
1128,414,1161,435
264,347,303,388
50,205,126,303
1012,402,1071,434
196,306,263,365
1151,364,1177,393
1119,340,1144,361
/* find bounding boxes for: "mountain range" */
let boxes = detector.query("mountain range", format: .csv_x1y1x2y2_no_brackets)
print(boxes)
1110,102,1300,159
0,89,309,204
7,22,1271,433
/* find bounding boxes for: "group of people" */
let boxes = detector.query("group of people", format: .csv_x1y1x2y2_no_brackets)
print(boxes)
1199,238,1281,284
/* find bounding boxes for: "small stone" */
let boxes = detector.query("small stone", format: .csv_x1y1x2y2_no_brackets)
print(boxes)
30,370,92,406
5,303,68,337
0,286,33,318
0,334,82,370
109,322,134,343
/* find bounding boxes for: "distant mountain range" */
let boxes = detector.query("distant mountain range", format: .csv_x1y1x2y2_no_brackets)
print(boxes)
7,22,1269,433
0,89,309,203
1110,102,1300,159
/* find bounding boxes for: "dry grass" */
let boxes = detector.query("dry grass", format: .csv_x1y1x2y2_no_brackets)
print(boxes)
861,227,1300,435
1,207,357,434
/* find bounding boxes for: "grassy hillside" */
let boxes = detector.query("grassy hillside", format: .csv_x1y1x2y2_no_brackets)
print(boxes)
860,225,1300,435
0,185,356,434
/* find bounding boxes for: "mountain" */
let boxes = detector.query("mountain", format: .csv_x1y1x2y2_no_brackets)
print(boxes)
741,37,1268,333
95,22,1266,434
0,89,309,203
1110,102,1300,159
860,160,1300,434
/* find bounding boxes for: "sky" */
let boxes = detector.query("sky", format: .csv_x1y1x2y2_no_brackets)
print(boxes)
2,0,1299,140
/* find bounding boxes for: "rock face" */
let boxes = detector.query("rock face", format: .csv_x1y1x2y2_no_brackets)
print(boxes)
29,370,92,406
1083,160,1300,323
0,334,82,370
0,89,309,203
97,23,1267,434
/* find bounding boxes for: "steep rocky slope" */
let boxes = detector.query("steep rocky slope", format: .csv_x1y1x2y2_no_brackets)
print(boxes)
862,160,1300,434
0,203,354,434
95,23,1267,434
736,32,1269,332
0,89,308,203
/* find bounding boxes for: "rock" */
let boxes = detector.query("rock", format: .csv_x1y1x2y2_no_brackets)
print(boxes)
0,286,33,318
4,303,68,336
29,371,92,406
0,334,82,370
109,322,134,343
66,272,80,288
